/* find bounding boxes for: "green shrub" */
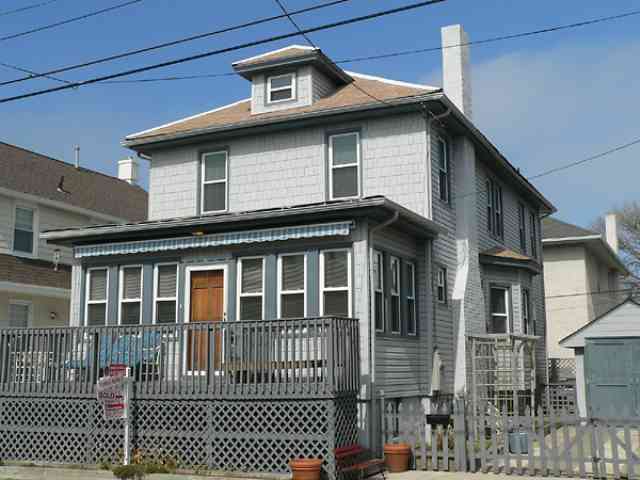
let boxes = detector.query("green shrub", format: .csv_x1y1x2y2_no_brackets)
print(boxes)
111,464,146,480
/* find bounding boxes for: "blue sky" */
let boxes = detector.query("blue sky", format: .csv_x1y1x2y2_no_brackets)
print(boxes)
1,0,639,227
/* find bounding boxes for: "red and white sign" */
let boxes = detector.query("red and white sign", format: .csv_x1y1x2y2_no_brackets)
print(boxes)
97,364,131,420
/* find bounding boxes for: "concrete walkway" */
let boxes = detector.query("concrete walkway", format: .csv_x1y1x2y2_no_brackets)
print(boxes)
389,471,567,480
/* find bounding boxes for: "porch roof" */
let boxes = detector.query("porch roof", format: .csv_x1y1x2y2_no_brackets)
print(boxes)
42,196,443,249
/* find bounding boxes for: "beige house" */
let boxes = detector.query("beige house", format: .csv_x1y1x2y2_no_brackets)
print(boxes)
542,215,628,379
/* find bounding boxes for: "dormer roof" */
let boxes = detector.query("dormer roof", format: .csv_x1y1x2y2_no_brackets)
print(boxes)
232,45,352,85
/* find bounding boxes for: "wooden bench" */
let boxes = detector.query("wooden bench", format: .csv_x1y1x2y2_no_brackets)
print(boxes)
335,445,385,480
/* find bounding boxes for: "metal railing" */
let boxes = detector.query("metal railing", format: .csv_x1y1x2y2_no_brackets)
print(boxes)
0,316,360,399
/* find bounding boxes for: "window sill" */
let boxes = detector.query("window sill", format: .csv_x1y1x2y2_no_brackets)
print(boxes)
376,331,419,340
12,250,37,260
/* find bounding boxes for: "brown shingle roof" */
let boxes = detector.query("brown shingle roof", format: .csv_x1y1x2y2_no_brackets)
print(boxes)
542,217,598,240
0,142,147,221
0,254,71,290
481,246,534,261
232,45,317,67
127,75,436,142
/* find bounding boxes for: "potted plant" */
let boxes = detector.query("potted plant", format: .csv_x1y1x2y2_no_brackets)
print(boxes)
289,458,323,480
383,439,411,473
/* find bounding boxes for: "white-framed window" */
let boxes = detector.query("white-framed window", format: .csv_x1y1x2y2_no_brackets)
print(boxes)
13,206,36,255
436,266,447,304
522,288,533,335
119,266,142,325
320,249,351,317
237,257,264,320
8,300,31,328
267,72,296,103
277,253,306,318
201,151,228,214
489,286,510,334
86,267,108,326
329,132,360,200
437,136,450,203
154,263,178,324
390,256,401,334
406,262,416,335
372,250,384,332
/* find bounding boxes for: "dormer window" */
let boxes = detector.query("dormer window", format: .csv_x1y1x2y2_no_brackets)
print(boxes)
267,73,296,103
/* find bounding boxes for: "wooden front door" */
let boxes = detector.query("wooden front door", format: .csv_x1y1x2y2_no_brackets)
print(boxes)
188,270,224,371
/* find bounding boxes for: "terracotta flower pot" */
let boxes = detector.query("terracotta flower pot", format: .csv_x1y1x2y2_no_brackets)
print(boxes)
289,458,323,480
384,443,411,473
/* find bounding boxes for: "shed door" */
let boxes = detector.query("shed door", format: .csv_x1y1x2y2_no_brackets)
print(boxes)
585,338,640,417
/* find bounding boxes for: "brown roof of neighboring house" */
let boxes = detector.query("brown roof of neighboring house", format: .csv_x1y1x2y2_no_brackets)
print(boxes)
126,74,437,142
479,246,541,274
0,254,71,290
232,45,317,67
0,142,147,221
542,217,598,240
481,246,533,261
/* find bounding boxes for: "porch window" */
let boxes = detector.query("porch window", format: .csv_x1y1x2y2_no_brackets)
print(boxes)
437,137,450,203
372,250,384,332
13,206,35,255
201,151,228,214
437,266,447,304
406,262,416,335
522,288,534,335
278,254,305,318
489,286,510,334
390,256,401,334
320,249,351,317
238,257,264,320
267,72,295,103
329,132,360,199
529,211,538,258
86,268,108,326
8,301,30,328
518,202,527,253
119,266,142,325
154,263,178,324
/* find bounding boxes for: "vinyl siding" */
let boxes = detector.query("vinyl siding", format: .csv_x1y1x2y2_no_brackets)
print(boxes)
312,68,335,102
562,301,640,348
251,66,313,115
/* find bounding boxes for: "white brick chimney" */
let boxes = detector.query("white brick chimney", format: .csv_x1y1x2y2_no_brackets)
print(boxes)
441,24,472,118
605,212,619,253
118,156,139,185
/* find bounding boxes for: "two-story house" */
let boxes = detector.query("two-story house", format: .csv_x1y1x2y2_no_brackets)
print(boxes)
31,25,553,473
0,142,147,328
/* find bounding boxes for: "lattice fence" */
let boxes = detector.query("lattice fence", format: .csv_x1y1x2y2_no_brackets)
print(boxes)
0,396,357,478
547,358,576,383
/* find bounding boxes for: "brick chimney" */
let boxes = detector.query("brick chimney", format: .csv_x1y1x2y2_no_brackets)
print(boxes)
441,24,472,118
118,156,139,185
605,213,619,254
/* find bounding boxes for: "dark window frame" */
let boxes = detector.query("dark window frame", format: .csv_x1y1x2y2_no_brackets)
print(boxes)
437,136,450,203
529,211,538,258
436,266,448,305
518,202,527,254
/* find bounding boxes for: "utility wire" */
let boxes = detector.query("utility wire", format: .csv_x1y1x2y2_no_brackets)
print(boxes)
0,61,70,84
0,0,353,87
0,0,446,104
0,0,60,18
84,8,640,85
0,0,144,43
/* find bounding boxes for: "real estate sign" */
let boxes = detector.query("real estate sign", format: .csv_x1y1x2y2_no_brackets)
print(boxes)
97,364,130,420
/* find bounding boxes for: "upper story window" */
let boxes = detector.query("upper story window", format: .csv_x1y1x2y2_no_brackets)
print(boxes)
267,73,296,103
86,268,108,326
437,266,448,304
238,257,264,320
489,286,510,334
389,256,401,334
119,266,143,325
278,253,306,318
329,132,360,200
8,301,31,328
201,151,228,214
437,137,450,203
372,250,384,332
486,179,503,239
13,206,35,255
522,288,534,335
518,202,527,254
406,262,416,335
154,263,178,324
320,249,351,317
529,211,538,258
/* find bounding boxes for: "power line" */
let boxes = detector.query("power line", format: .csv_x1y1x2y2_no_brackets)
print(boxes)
0,0,446,104
0,0,60,18
0,0,144,43
0,61,70,85
0,0,353,87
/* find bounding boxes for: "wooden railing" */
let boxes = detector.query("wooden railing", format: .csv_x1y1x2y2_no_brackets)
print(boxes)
0,317,360,399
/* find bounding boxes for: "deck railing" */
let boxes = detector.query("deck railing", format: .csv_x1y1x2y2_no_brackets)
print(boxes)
0,316,360,399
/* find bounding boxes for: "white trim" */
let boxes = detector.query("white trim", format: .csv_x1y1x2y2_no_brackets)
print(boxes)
85,267,109,326
344,70,437,90
328,131,360,200
201,150,229,214
8,300,33,328
436,266,447,304
371,249,384,333
184,264,228,325
489,286,510,334
12,203,39,258
152,262,179,324
267,72,296,104
319,248,352,317
0,281,70,299
542,235,602,243
126,98,251,139
277,252,307,318
236,256,265,321
118,265,143,326
389,255,401,334
232,45,316,66
406,261,416,336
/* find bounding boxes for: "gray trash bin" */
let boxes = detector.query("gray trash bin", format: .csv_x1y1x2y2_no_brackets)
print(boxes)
508,431,528,454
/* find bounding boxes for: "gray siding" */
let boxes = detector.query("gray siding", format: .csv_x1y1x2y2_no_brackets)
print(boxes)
312,69,335,102
251,65,313,115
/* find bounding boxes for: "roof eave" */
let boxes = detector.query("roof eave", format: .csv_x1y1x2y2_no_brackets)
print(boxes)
543,236,629,274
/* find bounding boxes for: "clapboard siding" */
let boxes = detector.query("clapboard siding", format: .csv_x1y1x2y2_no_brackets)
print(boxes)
563,300,640,348
312,68,335,102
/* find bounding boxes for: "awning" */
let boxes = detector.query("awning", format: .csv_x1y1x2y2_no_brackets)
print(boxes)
73,221,353,258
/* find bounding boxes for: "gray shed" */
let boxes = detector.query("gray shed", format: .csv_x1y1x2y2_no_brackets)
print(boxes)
560,298,640,418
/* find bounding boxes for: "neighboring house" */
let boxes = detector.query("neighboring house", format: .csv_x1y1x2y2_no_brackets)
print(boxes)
560,298,640,417
0,142,147,328
19,24,553,472
542,215,628,382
